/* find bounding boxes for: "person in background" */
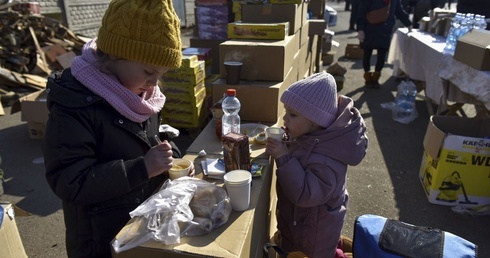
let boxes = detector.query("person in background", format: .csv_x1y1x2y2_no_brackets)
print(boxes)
345,0,352,11
349,0,361,31
42,0,194,257
357,0,412,88
266,72,368,258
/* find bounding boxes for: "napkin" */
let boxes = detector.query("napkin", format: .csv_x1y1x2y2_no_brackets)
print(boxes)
201,158,226,179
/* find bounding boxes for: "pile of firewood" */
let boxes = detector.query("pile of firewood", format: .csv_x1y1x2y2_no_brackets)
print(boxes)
0,1,89,113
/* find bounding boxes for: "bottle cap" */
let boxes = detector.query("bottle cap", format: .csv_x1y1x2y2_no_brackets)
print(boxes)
226,89,236,96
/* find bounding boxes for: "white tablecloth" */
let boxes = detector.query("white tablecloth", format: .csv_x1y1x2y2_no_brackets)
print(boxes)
387,28,490,111
438,55,490,111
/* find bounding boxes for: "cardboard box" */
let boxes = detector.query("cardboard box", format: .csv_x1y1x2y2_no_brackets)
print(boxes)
11,90,49,139
241,3,307,35
212,59,299,123
308,0,324,18
163,61,206,84
0,203,28,258
198,23,228,40
308,19,327,36
228,22,289,40
345,43,363,59
333,75,344,92
434,17,452,37
190,38,227,74
419,116,490,207
453,29,490,71
428,8,455,34
219,33,299,81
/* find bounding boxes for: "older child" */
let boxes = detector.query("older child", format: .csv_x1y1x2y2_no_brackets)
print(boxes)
266,72,368,258
42,0,192,257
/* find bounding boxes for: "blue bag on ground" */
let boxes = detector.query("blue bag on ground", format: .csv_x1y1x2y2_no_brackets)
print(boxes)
353,214,477,258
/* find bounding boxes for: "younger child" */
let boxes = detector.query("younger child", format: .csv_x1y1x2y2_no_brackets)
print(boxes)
266,72,368,258
42,0,192,257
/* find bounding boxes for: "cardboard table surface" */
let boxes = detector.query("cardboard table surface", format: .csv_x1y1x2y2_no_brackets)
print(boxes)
112,121,274,258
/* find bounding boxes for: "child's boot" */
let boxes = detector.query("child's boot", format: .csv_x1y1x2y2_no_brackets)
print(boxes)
340,235,353,253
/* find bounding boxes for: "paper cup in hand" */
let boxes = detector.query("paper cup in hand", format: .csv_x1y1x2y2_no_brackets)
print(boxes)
169,158,192,179
266,127,285,141
224,170,252,211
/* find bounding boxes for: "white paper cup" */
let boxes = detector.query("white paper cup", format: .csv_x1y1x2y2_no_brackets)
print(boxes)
266,127,285,141
169,158,192,179
223,170,252,211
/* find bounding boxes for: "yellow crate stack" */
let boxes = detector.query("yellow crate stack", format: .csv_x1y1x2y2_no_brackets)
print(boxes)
160,55,209,128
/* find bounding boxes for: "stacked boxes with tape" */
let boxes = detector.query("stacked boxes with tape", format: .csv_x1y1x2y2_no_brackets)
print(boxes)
160,55,208,128
190,0,233,74
213,0,316,124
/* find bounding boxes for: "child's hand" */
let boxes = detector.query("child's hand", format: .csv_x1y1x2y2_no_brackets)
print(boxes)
265,138,288,159
145,140,174,178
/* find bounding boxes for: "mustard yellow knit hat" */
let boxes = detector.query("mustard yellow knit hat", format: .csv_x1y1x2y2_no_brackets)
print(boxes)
97,0,182,68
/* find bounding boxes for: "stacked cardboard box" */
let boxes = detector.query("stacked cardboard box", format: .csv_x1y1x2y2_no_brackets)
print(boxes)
160,55,208,128
213,1,314,123
190,0,233,74
182,47,213,77
194,0,233,40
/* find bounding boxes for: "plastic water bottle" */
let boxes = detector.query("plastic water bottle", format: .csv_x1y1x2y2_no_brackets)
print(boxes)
444,13,463,53
221,89,241,136
474,14,488,30
459,13,474,37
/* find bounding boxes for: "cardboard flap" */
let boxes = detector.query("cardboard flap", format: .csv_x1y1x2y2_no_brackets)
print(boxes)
424,116,490,158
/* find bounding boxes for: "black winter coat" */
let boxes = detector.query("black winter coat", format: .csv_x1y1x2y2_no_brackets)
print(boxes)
357,0,412,49
42,69,181,258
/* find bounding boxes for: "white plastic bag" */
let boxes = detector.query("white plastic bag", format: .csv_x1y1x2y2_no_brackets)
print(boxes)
112,177,232,253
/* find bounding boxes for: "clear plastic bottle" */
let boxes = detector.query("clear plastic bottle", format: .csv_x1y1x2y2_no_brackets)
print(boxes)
444,13,463,53
221,89,241,136
459,13,474,38
474,14,488,30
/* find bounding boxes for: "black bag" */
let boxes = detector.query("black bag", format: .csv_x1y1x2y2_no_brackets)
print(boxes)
353,214,478,258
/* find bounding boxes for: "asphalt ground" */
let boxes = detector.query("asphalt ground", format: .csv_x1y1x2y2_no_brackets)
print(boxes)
1,2,489,257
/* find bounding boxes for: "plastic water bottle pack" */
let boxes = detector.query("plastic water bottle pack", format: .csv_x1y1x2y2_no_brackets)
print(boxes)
444,12,488,54
380,80,418,124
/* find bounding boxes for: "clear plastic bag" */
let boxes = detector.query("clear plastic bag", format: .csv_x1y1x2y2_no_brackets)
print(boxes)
112,177,232,253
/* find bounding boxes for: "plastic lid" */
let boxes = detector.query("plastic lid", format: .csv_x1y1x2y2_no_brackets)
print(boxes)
226,89,236,96
224,170,252,184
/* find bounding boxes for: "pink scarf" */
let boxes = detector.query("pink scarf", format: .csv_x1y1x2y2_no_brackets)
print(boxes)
70,39,166,123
